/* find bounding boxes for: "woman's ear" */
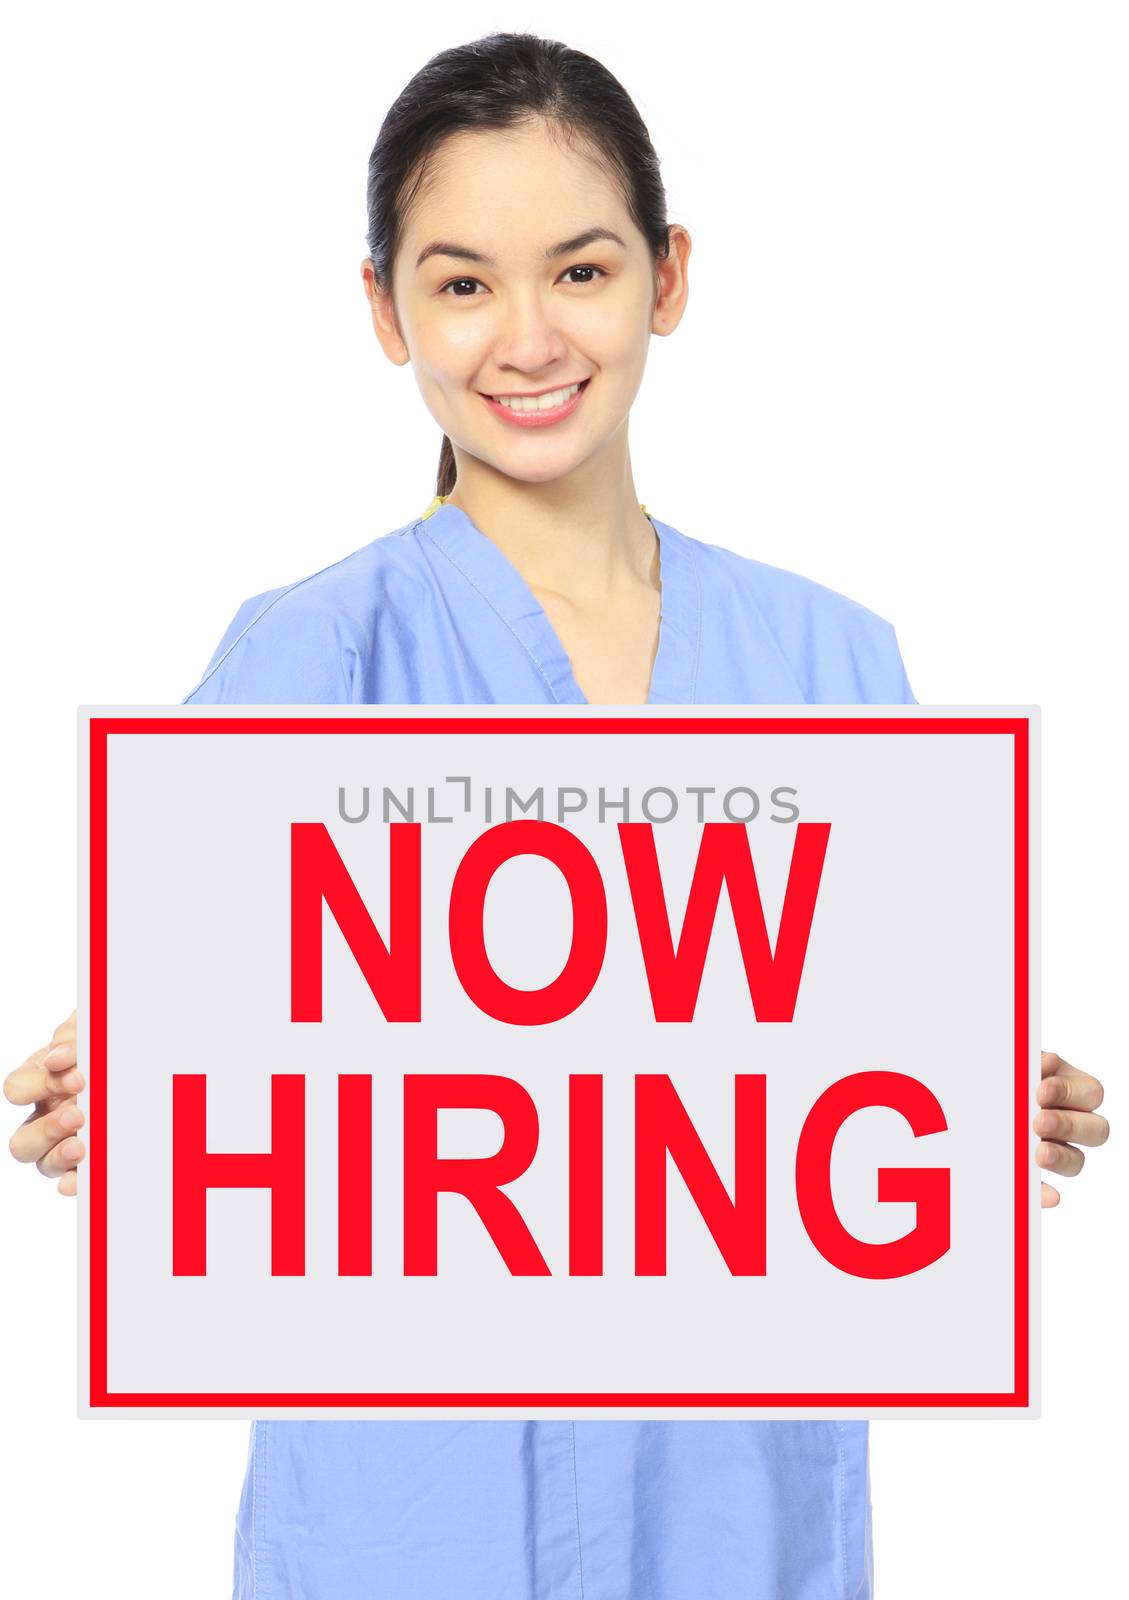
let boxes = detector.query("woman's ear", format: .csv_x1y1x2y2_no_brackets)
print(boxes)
361,258,411,366
652,224,691,337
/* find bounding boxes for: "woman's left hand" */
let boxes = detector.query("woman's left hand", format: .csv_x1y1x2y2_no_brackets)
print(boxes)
1034,1050,1109,1207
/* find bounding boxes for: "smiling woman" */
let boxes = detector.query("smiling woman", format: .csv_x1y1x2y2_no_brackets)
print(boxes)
5,22,1108,1600
179,42,898,1596
361,74,683,546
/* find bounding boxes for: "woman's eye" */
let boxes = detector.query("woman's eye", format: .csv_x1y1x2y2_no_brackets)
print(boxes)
438,265,606,297
560,264,605,285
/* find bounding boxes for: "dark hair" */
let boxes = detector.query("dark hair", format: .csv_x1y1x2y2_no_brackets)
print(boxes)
365,32,672,498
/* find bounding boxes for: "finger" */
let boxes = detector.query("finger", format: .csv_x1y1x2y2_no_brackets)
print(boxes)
58,1168,78,1196
3,1044,84,1108
36,1133,85,1181
1041,1181,1060,1207
42,1038,78,1074
1038,1052,1104,1111
50,1009,77,1048
1035,1139,1085,1179
1033,1107,1110,1147
9,1099,85,1166
1038,1071,1105,1112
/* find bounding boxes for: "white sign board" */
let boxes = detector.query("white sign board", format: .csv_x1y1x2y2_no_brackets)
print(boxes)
77,704,1039,1419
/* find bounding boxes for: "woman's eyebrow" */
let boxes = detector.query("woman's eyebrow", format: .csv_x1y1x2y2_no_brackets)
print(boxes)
415,226,627,270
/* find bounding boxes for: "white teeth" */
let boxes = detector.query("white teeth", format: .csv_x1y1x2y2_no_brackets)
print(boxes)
492,382,583,411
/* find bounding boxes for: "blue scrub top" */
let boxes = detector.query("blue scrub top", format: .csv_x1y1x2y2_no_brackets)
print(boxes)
184,495,916,1600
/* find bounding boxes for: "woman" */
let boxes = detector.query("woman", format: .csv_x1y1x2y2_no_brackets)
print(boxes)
7,31,1109,1600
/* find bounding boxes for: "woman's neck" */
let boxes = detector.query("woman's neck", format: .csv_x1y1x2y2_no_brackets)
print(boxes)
443,477,657,605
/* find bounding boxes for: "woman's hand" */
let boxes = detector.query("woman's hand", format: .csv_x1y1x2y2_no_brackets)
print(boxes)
1035,1049,1109,1207
4,1008,85,1196
4,1024,1112,1206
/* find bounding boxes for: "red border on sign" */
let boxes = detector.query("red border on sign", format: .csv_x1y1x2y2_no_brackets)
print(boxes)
86,714,1031,1409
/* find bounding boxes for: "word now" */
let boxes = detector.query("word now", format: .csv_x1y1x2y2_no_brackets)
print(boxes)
170,1069,951,1281
292,817,833,1023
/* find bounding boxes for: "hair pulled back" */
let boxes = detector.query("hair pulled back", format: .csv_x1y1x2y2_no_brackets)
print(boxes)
365,32,671,496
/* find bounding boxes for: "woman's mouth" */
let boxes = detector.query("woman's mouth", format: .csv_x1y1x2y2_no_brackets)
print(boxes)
480,378,589,428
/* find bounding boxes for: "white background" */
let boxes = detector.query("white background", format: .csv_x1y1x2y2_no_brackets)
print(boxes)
1,1,1124,1594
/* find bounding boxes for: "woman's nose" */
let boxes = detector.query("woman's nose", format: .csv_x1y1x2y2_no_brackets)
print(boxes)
492,294,570,368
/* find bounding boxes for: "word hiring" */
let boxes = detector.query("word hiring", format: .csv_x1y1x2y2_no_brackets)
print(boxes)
171,819,950,1281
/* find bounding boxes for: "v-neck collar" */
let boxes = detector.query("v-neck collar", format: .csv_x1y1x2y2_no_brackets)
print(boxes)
417,497,701,705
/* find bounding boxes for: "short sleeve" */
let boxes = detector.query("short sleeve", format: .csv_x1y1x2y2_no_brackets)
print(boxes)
859,615,918,705
180,585,364,706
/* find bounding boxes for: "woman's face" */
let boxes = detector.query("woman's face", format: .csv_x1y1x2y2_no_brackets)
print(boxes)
369,117,687,487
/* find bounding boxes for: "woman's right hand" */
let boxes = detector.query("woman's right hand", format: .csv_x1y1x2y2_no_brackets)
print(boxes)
4,1008,85,1196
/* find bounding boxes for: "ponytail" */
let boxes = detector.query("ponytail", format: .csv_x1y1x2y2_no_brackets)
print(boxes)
436,433,456,496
